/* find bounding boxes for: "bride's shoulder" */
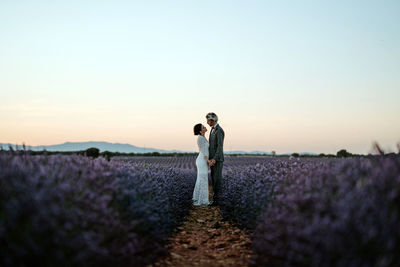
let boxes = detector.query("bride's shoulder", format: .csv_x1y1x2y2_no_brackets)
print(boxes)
197,135,208,142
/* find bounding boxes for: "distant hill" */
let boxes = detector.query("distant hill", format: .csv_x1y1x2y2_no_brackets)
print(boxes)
0,141,189,154
0,141,318,156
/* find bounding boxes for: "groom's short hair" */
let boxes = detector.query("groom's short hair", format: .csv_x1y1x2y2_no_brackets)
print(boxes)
206,112,218,122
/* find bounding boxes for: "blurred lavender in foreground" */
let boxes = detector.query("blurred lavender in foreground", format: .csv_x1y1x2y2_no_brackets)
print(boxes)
0,150,195,267
252,154,400,267
215,150,400,267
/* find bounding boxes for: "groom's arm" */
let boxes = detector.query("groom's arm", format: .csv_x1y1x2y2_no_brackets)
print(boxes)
213,129,225,161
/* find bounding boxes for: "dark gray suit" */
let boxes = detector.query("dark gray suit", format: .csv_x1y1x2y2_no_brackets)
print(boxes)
208,124,224,204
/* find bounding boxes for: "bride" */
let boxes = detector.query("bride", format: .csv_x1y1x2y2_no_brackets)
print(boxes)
192,123,211,206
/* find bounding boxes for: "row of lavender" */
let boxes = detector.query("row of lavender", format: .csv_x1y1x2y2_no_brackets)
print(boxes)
114,155,275,170
219,155,400,266
0,151,195,267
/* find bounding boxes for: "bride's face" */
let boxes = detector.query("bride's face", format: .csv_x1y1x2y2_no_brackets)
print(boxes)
200,125,207,135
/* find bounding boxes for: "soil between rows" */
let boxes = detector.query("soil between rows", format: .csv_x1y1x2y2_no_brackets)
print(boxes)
151,186,254,267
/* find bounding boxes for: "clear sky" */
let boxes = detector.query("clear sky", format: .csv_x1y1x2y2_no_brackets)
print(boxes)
1,0,399,154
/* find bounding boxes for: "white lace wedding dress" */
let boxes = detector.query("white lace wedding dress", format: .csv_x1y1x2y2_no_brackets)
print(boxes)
192,135,210,206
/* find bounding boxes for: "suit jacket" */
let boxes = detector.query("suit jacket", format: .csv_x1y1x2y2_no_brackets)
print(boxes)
209,124,225,162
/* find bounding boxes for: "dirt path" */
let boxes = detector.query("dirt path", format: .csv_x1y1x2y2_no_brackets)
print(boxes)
152,186,253,267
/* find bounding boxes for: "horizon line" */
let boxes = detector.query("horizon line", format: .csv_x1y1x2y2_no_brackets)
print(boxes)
0,140,385,155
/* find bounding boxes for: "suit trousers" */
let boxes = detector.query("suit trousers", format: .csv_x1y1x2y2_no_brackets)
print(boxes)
210,161,223,203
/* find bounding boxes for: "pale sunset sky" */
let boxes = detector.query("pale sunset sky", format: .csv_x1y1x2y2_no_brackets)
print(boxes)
1,0,399,154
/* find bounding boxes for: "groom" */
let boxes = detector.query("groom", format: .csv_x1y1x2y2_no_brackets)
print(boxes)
206,112,225,206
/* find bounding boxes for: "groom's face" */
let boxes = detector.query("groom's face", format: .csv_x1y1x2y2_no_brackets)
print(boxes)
206,119,215,127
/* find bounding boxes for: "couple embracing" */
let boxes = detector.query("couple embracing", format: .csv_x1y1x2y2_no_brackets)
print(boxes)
192,112,225,207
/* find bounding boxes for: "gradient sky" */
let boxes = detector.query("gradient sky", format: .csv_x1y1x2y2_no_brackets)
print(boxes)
1,0,399,154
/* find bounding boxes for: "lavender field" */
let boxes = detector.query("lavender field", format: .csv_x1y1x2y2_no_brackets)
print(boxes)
1,150,399,266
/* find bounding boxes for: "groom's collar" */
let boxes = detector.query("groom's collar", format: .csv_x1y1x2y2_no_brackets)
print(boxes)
212,123,218,129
